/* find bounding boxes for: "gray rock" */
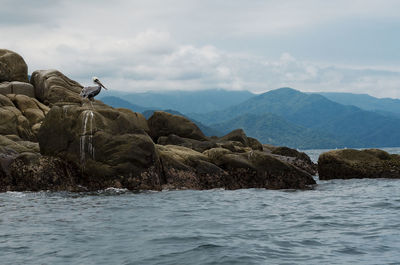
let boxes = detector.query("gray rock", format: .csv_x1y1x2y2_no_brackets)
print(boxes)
0,49,29,82
148,111,208,142
38,102,162,190
0,82,11,94
0,94,49,140
318,149,400,180
30,69,83,105
157,134,217,153
0,81,35,97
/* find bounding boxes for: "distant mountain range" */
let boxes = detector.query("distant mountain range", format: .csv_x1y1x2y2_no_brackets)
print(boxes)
99,89,254,114
101,96,151,113
99,88,400,149
317,92,400,113
316,92,400,118
192,88,400,148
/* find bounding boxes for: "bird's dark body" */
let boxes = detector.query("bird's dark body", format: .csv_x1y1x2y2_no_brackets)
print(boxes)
80,77,107,100
81,85,102,100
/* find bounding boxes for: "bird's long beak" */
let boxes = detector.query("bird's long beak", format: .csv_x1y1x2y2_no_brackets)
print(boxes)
97,80,108,90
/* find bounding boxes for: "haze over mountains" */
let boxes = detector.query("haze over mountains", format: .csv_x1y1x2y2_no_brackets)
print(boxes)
316,92,400,118
100,88,400,149
100,89,254,114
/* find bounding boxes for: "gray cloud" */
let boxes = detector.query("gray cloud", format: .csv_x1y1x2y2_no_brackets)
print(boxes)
1,0,399,98
0,0,63,26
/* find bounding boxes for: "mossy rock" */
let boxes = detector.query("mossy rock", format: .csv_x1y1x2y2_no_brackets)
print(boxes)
318,149,400,180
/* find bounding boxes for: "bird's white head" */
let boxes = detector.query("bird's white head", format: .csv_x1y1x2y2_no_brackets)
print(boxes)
92,76,107,90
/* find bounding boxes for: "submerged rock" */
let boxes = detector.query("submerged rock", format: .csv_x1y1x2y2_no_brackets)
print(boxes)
318,149,400,180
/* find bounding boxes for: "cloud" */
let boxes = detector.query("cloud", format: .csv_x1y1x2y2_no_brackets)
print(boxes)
1,0,400,98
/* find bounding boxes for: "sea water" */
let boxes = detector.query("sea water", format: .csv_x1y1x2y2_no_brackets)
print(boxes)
1,148,400,265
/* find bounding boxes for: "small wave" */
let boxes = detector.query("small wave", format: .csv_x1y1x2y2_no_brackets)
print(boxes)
335,246,367,255
5,191,26,197
369,201,393,208
99,187,129,194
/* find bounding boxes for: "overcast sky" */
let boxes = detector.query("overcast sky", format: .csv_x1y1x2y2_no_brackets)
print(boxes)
1,0,400,98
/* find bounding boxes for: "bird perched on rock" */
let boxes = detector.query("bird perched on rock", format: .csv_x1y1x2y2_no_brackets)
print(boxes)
80,77,108,100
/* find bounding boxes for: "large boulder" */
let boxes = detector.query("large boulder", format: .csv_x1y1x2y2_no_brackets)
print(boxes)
0,94,34,140
156,144,225,189
30,69,83,105
148,111,207,142
0,49,29,82
38,101,161,190
318,149,400,180
0,94,49,140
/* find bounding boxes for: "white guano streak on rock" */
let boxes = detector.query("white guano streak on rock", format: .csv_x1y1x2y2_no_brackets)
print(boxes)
80,110,95,168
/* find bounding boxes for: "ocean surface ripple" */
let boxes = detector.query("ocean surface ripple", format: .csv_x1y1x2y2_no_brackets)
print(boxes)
1,149,400,265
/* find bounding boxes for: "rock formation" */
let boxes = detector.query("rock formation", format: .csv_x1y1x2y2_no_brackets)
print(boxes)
0,49,29,83
0,48,317,192
264,145,317,175
148,111,208,141
30,69,83,105
38,102,162,190
318,149,400,180
0,81,35,98
0,94,49,140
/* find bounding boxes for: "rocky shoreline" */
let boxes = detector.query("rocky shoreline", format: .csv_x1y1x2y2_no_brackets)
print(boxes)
1,49,400,192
